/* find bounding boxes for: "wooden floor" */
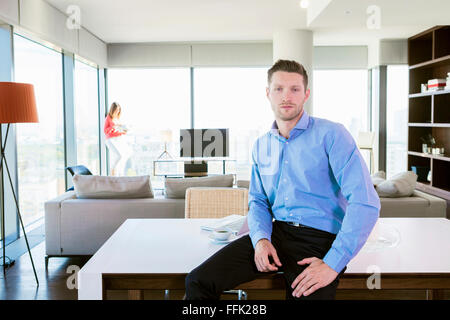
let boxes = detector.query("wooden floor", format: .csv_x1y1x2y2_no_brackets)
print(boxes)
1,241,449,300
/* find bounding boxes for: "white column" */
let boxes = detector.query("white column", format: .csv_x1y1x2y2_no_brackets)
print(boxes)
273,30,314,115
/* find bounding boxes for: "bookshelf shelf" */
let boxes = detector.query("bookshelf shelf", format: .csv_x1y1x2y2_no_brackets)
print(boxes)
409,89,450,98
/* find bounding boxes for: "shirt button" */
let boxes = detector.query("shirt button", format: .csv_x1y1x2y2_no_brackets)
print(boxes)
285,197,288,201
289,213,293,216
285,160,288,164
283,179,287,182
286,141,289,144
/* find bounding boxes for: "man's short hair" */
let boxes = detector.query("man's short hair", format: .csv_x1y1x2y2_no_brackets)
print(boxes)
267,59,308,90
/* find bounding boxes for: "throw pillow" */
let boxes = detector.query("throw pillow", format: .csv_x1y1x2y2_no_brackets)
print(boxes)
375,171,418,198
371,171,386,187
165,174,234,199
66,165,93,191
73,174,154,199
236,180,250,189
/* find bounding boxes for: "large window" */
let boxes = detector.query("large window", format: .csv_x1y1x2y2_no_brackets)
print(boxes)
74,59,100,174
386,65,408,178
14,35,65,227
313,70,370,168
313,70,369,138
194,67,272,180
107,68,191,188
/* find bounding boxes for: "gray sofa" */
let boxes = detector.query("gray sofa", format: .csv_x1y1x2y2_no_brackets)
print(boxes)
237,180,446,218
44,184,446,267
44,191,185,266
44,174,238,267
378,190,447,218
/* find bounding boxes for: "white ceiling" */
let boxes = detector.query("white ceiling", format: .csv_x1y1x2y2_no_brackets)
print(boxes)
311,0,450,45
310,0,450,28
45,0,308,43
45,0,450,45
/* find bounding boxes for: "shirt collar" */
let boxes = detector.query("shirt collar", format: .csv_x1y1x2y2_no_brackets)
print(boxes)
270,110,310,135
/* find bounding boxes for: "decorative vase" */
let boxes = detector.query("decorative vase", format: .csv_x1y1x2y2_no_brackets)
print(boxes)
422,144,428,153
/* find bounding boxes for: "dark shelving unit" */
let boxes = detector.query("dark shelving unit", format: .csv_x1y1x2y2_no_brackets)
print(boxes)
408,26,450,212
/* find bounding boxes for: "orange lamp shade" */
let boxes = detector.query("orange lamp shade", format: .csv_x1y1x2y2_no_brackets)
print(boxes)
0,82,39,123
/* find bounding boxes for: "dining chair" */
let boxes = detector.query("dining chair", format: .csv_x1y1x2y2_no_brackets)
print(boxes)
184,187,249,300
357,131,376,174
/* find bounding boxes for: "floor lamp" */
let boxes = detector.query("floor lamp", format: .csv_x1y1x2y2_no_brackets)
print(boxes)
157,130,173,160
0,82,39,286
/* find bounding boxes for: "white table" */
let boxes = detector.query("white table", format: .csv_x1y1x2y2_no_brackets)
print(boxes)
78,218,450,300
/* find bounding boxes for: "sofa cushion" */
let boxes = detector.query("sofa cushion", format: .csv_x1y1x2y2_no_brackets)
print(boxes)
379,191,445,217
66,165,93,191
376,171,417,198
73,174,154,199
165,174,234,199
236,180,250,189
371,171,386,187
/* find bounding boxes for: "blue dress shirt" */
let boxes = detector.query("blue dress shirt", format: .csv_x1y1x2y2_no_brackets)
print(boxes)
247,110,380,273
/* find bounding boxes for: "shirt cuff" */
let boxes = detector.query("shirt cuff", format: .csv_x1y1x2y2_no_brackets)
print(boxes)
322,246,349,273
249,230,271,249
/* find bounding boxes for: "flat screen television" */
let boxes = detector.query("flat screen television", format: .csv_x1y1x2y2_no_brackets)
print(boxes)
180,129,229,158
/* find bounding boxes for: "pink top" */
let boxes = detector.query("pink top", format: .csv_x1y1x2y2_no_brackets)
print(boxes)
104,115,125,139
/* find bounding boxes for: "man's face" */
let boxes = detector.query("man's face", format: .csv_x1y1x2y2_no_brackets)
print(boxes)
266,71,310,122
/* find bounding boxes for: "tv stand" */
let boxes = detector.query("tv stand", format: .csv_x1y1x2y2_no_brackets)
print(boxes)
153,158,236,178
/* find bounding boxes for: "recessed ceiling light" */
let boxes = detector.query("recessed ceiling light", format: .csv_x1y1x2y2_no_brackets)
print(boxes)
299,0,309,9
345,10,351,14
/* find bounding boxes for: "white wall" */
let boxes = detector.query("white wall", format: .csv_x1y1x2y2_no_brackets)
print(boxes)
108,43,192,67
307,0,333,26
0,0,19,25
313,46,368,69
191,43,272,67
379,39,408,65
368,39,408,68
78,27,107,67
19,0,78,53
368,40,381,69
108,42,273,68
0,0,107,67
108,42,369,69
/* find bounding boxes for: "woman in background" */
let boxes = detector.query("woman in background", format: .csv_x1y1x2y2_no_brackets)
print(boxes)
104,102,131,176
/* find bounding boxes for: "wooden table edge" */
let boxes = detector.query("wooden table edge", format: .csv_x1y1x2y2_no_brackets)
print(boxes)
101,272,450,300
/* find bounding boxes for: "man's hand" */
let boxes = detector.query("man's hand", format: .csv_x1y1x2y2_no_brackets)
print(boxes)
291,257,338,298
254,239,282,272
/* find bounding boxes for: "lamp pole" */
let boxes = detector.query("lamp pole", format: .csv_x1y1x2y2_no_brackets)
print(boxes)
1,124,5,273
0,124,39,285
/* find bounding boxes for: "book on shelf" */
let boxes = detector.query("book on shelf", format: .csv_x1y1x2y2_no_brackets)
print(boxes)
427,78,446,91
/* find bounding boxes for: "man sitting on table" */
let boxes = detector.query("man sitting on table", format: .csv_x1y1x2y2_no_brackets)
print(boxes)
185,59,380,300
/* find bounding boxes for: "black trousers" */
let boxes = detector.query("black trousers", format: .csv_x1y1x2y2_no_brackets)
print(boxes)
185,220,347,300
